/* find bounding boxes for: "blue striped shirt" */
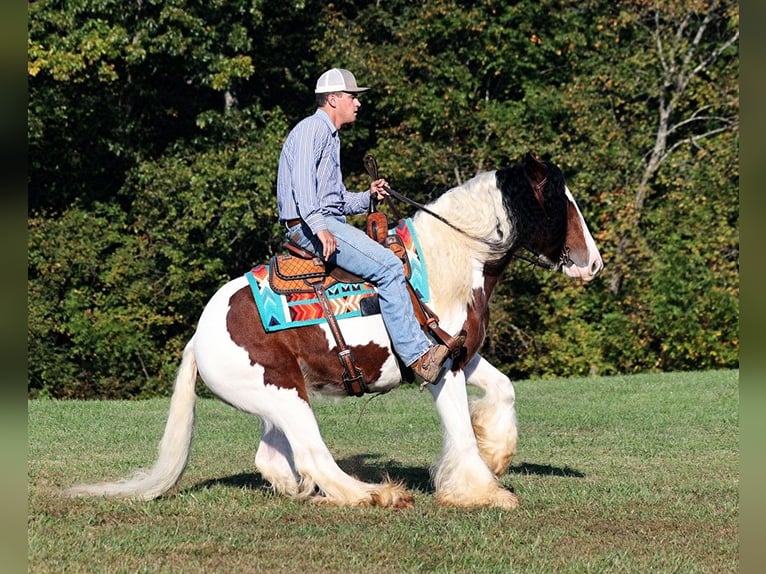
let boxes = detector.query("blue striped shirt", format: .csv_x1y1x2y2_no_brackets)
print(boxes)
276,109,371,234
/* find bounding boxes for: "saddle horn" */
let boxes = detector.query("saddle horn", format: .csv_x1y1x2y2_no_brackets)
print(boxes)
364,154,392,243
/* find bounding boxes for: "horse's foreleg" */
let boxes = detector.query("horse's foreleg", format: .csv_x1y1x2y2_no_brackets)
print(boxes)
428,369,519,509
464,354,518,477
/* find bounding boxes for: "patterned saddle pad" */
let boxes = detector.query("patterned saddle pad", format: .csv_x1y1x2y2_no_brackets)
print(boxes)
246,218,429,332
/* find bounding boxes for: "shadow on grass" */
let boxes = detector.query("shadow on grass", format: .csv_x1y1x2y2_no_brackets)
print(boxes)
508,461,585,478
186,453,433,494
189,472,270,492
338,453,433,492
187,456,583,495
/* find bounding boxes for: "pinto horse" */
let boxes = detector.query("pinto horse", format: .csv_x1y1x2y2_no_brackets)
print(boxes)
66,153,602,509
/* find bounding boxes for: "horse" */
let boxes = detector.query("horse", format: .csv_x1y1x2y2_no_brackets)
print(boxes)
66,152,603,509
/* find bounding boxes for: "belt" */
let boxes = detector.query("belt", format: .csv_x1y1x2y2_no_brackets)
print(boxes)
283,218,301,228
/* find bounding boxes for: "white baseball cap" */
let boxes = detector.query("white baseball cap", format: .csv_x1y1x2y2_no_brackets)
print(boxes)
315,68,370,94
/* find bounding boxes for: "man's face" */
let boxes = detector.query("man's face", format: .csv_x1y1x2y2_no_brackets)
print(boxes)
330,92,362,126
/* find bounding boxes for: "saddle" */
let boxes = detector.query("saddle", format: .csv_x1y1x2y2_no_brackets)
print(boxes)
268,215,461,397
269,232,411,296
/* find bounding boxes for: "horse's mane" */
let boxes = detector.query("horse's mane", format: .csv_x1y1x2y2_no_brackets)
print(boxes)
496,161,568,258
411,161,569,327
411,171,515,324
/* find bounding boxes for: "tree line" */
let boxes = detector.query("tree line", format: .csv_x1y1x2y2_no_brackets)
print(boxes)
28,0,739,398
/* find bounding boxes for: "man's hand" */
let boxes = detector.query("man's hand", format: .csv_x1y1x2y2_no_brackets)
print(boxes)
316,229,337,260
370,178,389,201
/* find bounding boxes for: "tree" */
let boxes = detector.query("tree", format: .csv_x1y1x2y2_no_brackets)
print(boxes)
28,0,739,396
530,0,739,375
27,0,317,396
606,0,739,296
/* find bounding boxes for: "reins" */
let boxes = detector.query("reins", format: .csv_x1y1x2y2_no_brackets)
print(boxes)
363,155,560,272
364,154,481,240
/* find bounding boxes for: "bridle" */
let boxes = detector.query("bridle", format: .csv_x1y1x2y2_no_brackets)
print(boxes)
363,155,568,272
513,248,569,272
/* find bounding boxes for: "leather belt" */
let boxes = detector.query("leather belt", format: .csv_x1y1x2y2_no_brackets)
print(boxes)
283,218,301,228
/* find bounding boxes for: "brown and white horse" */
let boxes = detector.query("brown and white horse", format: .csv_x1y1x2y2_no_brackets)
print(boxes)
66,153,602,509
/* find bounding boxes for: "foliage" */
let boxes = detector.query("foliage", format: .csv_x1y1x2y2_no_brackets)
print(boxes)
480,0,739,378
28,0,738,397
28,108,288,398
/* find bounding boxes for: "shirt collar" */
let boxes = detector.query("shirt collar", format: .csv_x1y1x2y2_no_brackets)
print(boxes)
315,108,338,137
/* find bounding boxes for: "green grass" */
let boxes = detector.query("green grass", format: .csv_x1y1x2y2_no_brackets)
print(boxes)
28,370,738,573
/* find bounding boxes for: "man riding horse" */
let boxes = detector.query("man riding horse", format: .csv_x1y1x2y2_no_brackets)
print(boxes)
275,68,465,384
65,68,603,509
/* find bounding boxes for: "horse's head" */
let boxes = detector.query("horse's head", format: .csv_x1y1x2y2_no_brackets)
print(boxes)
496,153,603,282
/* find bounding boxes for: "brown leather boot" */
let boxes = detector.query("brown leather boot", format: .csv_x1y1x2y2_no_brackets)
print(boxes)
410,344,452,384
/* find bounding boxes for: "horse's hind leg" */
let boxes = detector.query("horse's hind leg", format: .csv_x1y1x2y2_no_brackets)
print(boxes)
464,354,518,476
272,397,413,508
254,420,305,498
247,388,412,508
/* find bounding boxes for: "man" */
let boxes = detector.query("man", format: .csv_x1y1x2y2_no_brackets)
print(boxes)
276,67,460,384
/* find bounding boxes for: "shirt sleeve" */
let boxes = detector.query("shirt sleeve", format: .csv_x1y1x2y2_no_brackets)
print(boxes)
341,185,371,215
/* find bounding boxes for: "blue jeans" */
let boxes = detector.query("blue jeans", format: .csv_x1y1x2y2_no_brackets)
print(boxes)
286,216,431,365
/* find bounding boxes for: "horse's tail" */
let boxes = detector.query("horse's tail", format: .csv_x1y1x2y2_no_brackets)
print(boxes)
65,339,198,500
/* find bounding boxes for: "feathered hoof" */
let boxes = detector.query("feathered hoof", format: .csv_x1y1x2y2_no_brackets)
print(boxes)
490,488,520,509
309,479,414,508
436,486,520,510
370,480,414,509
471,413,517,477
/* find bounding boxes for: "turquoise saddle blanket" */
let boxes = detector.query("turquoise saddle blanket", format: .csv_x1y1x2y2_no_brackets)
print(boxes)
246,218,430,332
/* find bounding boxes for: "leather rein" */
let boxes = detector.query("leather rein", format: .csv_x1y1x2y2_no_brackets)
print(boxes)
363,155,562,272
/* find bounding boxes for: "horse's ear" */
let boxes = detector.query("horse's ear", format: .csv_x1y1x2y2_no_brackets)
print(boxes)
523,152,547,206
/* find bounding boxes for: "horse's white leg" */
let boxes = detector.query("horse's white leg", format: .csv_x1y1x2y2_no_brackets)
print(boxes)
427,369,519,509
254,420,303,497
464,354,518,476
266,392,412,507
214,380,411,508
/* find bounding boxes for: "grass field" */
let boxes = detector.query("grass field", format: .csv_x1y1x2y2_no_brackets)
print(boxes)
28,370,738,573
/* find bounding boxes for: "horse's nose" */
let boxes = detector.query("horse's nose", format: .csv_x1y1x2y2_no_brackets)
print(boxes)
591,258,603,276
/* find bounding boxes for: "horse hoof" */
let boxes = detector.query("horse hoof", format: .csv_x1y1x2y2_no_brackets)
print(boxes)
496,490,520,509
480,452,514,477
436,486,520,509
370,480,415,509
306,480,414,509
